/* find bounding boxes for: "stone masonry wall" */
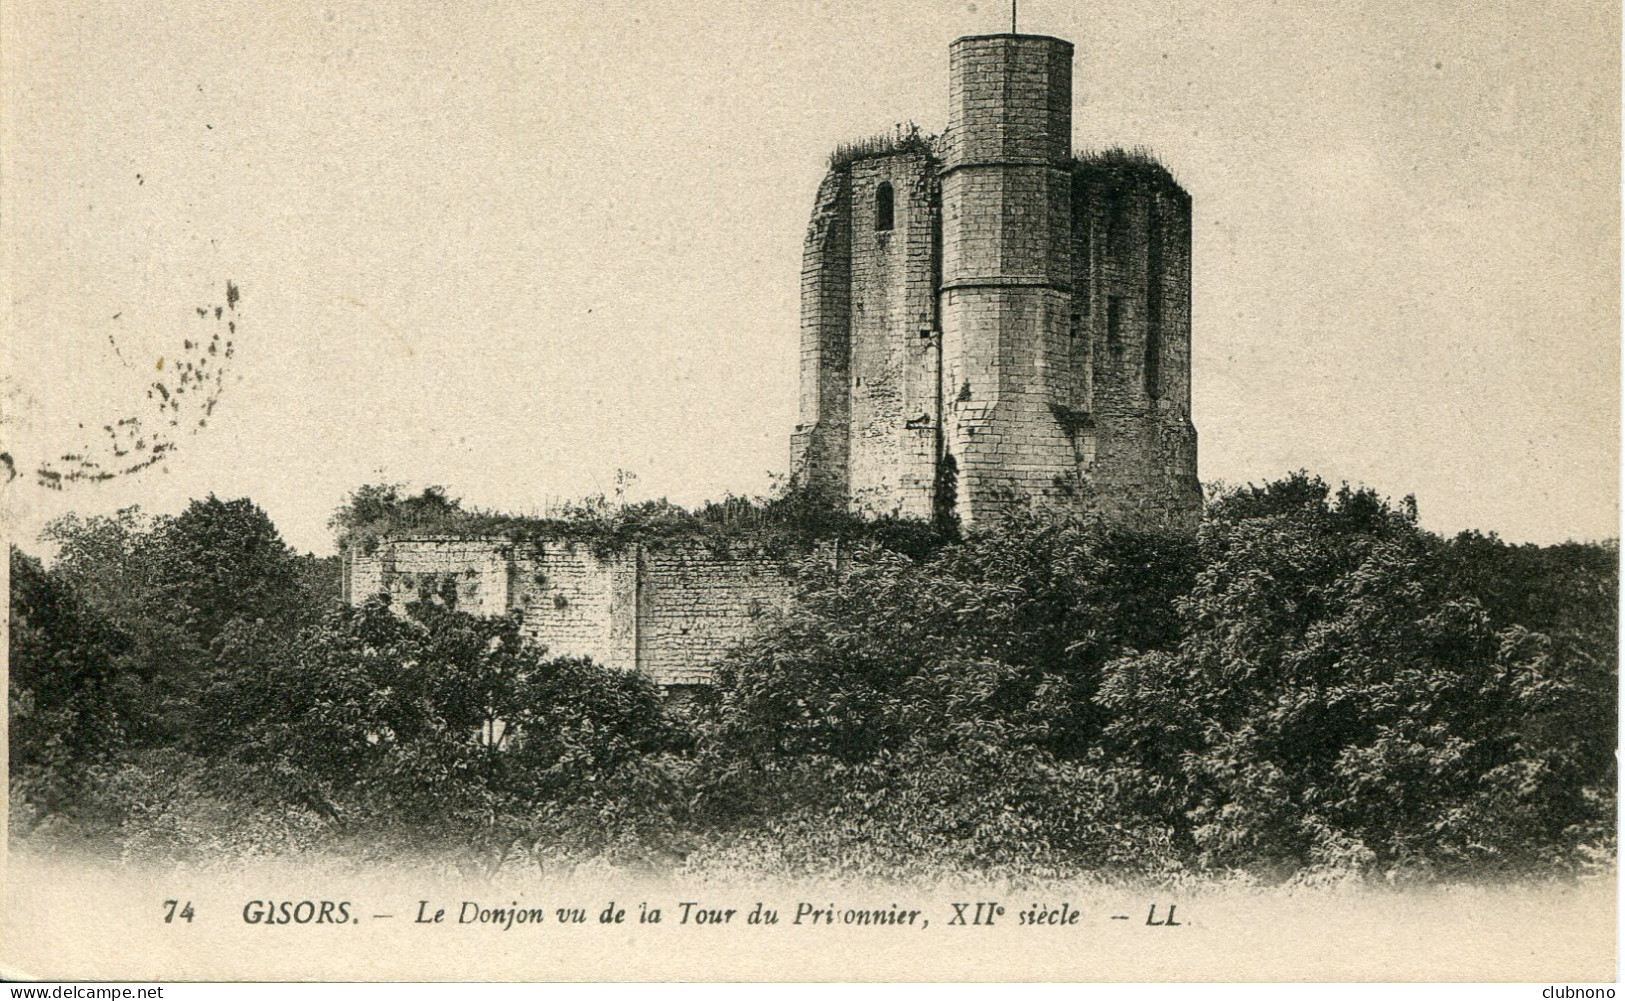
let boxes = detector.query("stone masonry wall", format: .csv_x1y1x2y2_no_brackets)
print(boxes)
347,538,794,687
1071,164,1201,532
939,33,1080,527
514,541,627,669
940,287,1081,521
790,170,852,503
636,547,791,686
348,538,515,616
846,154,940,519
944,35,1073,166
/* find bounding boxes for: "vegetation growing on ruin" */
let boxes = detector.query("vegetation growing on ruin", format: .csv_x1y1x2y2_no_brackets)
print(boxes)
823,128,1179,195
329,479,954,561
10,474,1618,884
827,122,939,172
1072,146,1186,196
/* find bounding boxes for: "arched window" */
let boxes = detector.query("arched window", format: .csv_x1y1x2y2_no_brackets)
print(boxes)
875,182,895,231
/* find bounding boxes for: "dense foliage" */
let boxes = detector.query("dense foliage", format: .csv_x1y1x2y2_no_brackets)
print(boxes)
10,476,1616,882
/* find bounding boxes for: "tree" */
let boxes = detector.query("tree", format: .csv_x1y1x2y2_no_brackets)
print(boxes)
708,513,1195,764
152,495,308,639
40,509,185,727
209,595,674,848
9,547,129,813
39,496,332,746
692,514,1198,876
1097,477,1613,877
329,483,463,554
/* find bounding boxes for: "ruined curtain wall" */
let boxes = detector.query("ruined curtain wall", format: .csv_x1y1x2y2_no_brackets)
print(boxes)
346,539,793,686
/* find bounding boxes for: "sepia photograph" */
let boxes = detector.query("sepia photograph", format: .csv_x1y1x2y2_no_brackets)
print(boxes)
1,0,1617,984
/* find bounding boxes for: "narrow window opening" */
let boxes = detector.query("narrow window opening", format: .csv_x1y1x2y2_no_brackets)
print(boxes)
1106,191,1129,258
1146,203,1163,327
1078,217,1092,313
933,452,959,533
1145,322,1161,401
875,182,895,231
1145,202,1163,401
1106,297,1124,355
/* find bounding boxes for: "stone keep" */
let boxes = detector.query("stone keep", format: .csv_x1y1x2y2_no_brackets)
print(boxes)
790,33,1201,532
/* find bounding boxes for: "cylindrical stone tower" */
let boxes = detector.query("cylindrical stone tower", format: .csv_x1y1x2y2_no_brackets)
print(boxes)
939,34,1080,526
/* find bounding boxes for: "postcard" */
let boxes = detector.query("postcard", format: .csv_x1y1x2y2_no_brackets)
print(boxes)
2,0,1616,983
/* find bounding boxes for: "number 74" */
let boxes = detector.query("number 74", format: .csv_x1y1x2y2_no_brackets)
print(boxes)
163,900,195,923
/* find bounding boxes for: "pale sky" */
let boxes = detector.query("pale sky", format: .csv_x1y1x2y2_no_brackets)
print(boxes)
4,0,1619,555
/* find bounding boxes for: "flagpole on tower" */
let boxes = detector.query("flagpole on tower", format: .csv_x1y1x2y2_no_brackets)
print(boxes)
1011,0,1018,34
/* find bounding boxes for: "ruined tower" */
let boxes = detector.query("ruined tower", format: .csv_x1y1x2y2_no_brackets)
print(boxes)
790,32,1201,533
